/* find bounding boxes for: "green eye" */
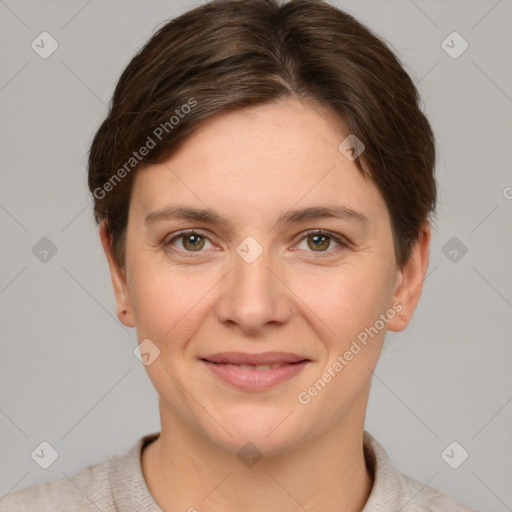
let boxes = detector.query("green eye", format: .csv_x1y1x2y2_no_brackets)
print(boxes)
165,229,348,258
297,230,348,254
180,233,206,251
166,230,212,254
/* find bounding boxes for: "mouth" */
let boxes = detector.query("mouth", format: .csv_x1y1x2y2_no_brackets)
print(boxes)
200,352,311,390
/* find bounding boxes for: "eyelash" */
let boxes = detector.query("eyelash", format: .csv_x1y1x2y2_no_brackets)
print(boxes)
164,229,350,258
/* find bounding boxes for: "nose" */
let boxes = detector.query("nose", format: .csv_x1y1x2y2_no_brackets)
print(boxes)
215,244,293,335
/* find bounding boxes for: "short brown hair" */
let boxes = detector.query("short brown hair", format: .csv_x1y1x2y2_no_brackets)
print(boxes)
88,0,436,270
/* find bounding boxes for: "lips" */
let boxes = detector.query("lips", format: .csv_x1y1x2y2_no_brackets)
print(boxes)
201,352,308,366
200,352,310,390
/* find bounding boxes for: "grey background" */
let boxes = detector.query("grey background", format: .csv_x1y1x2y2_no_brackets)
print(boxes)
0,0,511,510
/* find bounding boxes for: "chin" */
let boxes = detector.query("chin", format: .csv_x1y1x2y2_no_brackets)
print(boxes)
200,404,311,457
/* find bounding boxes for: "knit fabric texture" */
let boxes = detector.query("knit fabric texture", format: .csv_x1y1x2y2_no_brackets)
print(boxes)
0,431,478,511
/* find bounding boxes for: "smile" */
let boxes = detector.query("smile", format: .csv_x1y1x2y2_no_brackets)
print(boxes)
200,352,310,391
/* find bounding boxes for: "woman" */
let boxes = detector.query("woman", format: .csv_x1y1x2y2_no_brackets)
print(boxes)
0,0,478,510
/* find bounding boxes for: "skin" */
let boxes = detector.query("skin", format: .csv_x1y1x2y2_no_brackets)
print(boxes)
100,97,431,512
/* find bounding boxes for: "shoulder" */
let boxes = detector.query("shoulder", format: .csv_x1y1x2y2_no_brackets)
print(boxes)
0,450,121,512
363,431,479,512
395,470,479,511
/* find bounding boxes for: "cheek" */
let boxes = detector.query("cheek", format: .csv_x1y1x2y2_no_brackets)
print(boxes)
129,264,215,343
293,261,396,341
292,266,394,416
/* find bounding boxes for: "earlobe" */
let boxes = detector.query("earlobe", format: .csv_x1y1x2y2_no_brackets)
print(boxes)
387,224,431,332
99,221,136,328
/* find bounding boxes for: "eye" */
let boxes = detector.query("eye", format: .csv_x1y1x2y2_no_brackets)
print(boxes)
164,229,349,258
295,230,348,254
166,230,214,254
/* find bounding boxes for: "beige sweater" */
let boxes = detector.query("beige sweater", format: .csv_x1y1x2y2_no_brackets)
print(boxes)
0,431,477,511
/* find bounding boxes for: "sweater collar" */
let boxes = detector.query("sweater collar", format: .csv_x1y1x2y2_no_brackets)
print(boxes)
110,431,162,511
109,430,399,511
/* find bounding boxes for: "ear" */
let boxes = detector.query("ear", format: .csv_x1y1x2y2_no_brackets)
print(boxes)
99,221,136,328
387,223,431,332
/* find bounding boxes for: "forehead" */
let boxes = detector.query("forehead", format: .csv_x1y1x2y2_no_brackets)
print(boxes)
130,99,387,227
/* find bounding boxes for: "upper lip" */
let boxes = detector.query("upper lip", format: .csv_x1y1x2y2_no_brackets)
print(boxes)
201,352,309,365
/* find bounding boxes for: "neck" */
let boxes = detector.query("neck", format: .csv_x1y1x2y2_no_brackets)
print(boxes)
142,403,373,512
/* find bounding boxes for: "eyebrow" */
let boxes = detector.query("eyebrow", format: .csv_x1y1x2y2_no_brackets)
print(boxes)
144,205,369,230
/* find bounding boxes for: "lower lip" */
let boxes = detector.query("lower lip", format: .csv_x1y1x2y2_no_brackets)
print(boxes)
202,360,309,391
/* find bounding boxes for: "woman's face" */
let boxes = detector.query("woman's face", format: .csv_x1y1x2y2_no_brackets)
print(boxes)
103,98,427,454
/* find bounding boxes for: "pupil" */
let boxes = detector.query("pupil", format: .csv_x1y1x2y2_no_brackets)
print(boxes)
310,234,329,251
184,234,204,251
